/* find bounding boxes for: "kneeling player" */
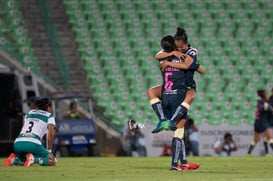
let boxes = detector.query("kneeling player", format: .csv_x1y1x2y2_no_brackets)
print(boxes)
4,98,57,167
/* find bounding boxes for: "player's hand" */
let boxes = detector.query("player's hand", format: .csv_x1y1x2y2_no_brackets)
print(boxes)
49,153,57,166
160,60,169,70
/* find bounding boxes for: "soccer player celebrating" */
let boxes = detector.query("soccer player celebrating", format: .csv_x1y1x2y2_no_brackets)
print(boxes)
156,35,199,171
247,89,273,155
4,98,57,167
148,26,205,133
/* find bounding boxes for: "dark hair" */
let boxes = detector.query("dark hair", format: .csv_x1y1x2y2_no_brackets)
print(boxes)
174,26,188,43
224,132,232,140
69,101,77,109
257,89,266,99
128,119,136,124
35,98,52,111
160,35,175,52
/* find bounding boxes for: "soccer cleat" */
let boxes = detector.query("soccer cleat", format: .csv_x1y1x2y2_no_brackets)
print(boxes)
151,120,169,133
24,153,34,167
4,153,16,167
179,163,200,170
169,121,177,131
170,165,183,171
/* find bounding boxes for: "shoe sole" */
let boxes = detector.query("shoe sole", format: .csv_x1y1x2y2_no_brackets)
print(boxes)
170,167,182,171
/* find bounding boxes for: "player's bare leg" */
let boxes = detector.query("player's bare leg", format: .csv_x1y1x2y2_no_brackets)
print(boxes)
264,128,273,154
247,132,262,154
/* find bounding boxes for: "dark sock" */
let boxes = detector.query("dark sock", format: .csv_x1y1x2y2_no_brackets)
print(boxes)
180,138,187,165
170,105,188,123
171,137,181,167
247,143,255,154
264,141,269,154
151,102,165,121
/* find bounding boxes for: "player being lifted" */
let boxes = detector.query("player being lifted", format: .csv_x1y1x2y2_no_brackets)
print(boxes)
4,98,57,167
148,26,205,133
156,34,200,170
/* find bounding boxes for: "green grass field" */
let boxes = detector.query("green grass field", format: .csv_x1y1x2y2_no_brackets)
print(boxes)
1,156,273,181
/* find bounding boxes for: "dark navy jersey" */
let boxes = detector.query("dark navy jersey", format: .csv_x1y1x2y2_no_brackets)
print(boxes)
255,100,272,121
159,55,186,94
184,47,198,90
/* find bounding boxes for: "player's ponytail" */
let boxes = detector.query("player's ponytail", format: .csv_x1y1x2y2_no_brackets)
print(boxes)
174,26,188,43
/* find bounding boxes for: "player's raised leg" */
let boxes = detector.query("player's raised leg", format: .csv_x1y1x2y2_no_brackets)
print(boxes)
147,85,169,133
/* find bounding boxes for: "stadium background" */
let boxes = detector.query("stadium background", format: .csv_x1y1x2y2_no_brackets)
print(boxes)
0,0,272,156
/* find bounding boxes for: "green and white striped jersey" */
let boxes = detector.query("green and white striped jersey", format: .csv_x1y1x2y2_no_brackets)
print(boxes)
15,109,56,145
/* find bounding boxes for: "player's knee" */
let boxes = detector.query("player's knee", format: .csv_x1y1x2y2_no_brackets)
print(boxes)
190,92,195,102
186,89,195,103
146,88,154,99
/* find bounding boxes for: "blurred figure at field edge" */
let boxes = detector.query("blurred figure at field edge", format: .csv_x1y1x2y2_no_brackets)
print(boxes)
214,132,238,156
123,119,147,157
64,101,87,119
184,118,199,156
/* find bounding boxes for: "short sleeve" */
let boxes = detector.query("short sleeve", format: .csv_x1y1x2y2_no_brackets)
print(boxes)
187,49,197,61
48,116,56,127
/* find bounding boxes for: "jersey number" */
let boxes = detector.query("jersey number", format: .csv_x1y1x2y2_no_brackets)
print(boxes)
26,121,34,133
164,72,173,91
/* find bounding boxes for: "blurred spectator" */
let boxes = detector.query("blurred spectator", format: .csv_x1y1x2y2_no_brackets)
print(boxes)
184,118,199,156
64,101,87,119
214,132,238,156
123,119,147,157
161,144,172,156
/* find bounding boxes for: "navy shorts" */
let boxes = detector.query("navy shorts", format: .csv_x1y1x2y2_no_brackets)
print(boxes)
186,81,196,92
161,89,187,120
254,119,271,133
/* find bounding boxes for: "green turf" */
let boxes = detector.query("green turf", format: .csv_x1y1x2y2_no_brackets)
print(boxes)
1,156,273,181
